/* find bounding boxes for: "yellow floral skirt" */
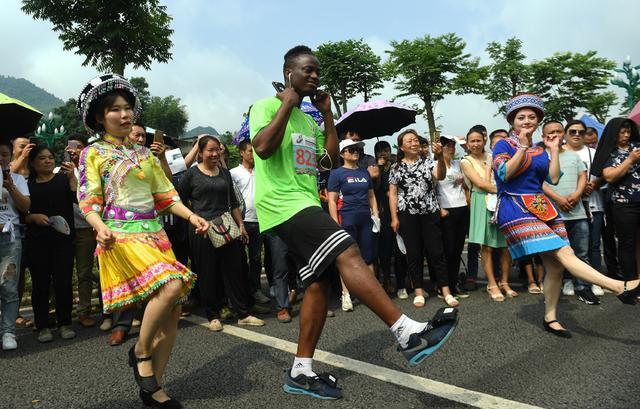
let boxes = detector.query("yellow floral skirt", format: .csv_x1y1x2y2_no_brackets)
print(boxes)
96,228,196,313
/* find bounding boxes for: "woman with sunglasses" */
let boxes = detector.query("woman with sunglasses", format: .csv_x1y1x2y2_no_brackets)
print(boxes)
328,139,379,311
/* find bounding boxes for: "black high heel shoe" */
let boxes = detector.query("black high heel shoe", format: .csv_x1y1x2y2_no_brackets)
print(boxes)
617,281,640,305
140,388,182,408
543,320,572,338
128,345,159,392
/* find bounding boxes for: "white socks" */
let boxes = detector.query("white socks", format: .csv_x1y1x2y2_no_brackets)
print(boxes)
291,357,316,378
390,314,429,349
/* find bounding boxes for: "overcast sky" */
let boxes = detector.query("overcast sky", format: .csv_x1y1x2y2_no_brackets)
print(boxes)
1,0,638,149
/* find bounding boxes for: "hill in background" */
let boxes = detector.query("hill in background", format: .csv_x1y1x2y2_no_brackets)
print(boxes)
0,75,64,115
183,126,219,139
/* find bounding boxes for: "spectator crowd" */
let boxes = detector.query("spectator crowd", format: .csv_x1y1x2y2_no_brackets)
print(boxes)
1,97,639,353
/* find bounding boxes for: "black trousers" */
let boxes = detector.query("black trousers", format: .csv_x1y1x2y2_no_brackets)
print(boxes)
189,228,251,320
440,206,469,290
398,211,449,289
612,202,640,280
602,188,621,277
28,236,74,329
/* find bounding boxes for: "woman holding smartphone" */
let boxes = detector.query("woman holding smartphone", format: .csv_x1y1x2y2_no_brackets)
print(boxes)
591,118,640,282
389,130,458,307
77,74,208,408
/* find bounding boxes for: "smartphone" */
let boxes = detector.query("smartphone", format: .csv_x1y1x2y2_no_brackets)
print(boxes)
67,140,81,150
63,150,72,163
2,168,9,179
153,130,165,144
272,81,285,92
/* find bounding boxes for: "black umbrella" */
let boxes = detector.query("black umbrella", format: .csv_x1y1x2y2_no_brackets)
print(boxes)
0,92,43,141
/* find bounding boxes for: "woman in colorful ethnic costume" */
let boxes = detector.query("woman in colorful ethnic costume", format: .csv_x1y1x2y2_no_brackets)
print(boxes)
76,74,209,408
492,94,640,339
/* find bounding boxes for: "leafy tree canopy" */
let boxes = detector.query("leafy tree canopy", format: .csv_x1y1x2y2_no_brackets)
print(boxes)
21,0,173,75
385,33,485,138
316,39,385,117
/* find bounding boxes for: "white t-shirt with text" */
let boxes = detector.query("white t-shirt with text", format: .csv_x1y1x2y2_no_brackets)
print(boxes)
0,172,29,226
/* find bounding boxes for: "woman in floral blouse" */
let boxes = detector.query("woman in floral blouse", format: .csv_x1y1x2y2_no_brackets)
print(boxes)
389,130,459,307
592,118,640,281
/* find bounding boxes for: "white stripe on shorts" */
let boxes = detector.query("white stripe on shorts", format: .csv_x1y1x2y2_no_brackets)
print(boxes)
299,230,352,280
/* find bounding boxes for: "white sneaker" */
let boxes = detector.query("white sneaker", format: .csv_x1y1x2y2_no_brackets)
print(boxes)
562,280,575,296
397,288,409,300
591,285,605,296
253,290,271,304
341,292,353,312
2,333,17,351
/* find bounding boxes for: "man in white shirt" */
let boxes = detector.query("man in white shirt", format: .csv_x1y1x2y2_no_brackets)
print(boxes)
231,140,270,304
562,120,606,296
0,140,31,350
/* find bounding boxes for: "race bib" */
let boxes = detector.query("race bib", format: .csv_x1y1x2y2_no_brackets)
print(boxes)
292,133,317,176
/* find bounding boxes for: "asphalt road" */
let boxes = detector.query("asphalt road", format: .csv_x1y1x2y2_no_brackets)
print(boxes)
3,281,639,409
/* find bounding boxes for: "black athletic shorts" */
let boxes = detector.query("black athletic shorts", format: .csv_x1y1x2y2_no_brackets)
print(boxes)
273,206,356,287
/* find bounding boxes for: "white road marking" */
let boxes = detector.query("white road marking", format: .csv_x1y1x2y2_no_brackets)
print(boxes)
185,316,543,409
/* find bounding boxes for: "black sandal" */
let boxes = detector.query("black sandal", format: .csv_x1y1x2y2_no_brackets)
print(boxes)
543,320,572,338
128,345,159,393
617,281,640,305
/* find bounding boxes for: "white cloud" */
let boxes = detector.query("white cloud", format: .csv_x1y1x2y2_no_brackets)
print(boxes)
134,44,271,135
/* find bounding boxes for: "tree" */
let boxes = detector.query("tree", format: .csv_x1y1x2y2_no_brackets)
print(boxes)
21,0,173,75
53,98,85,134
316,39,385,117
218,130,234,145
220,131,241,168
385,33,486,139
144,96,188,138
583,91,617,123
529,51,616,122
483,37,531,116
129,76,151,110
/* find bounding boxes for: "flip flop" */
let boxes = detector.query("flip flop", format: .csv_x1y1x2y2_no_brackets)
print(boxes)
413,295,425,308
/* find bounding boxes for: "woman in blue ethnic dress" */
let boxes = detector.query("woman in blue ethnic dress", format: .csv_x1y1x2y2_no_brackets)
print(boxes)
492,94,640,338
